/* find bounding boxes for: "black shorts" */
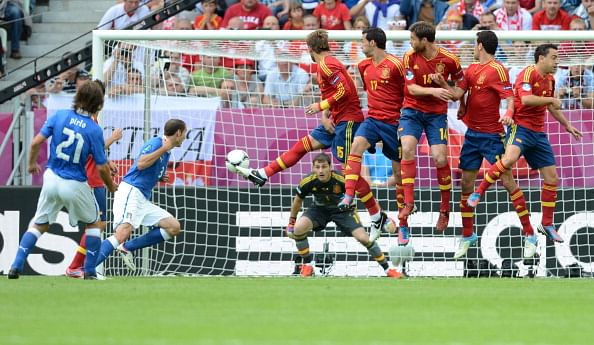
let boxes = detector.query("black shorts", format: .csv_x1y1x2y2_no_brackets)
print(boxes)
302,206,362,236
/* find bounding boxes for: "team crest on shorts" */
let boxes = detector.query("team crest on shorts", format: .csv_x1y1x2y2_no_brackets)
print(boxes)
436,62,445,74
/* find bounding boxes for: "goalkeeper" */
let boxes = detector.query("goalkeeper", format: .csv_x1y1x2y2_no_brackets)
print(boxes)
286,153,404,278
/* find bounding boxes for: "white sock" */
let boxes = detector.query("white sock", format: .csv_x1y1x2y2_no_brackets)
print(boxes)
258,168,268,179
370,212,381,222
160,228,173,241
107,235,120,249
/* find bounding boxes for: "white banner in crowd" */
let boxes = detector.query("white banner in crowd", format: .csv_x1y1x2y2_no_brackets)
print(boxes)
47,94,220,161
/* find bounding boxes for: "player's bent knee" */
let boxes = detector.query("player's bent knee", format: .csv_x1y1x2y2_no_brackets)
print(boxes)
115,223,133,241
161,218,181,237
351,137,370,154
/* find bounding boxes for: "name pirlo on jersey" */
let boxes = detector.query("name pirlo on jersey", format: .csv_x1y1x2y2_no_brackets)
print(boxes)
295,171,346,208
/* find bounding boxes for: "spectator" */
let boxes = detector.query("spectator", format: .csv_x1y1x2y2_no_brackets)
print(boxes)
161,51,191,88
343,16,370,62
572,0,594,29
263,58,310,107
262,0,290,26
98,0,151,30
476,12,498,30
385,17,409,57
74,69,91,91
160,72,187,96
303,12,321,28
555,64,594,109
262,14,281,29
455,0,485,20
189,54,236,106
109,67,144,96
313,0,352,29
437,10,465,55
532,0,572,30
103,43,145,89
400,0,449,27
194,0,223,29
506,40,533,84
0,0,26,59
521,0,542,13
233,59,263,107
494,0,533,30
301,0,320,14
47,68,78,94
283,1,305,29
349,0,403,31
561,0,581,13
221,0,273,29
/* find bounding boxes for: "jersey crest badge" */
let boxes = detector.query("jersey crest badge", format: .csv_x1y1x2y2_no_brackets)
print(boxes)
477,73,486,85
436,62,445,74
333,185,341,194
381,67,390,79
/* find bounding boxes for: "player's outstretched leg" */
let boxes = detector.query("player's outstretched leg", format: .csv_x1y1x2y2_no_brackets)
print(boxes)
352,228,404,278
338,152,363,211
538,180,563,243
468,160,510,208
454,192,477,259
435,164,452,231
8,228,43,279
83,228,102,279
237,136,315,187
119,219,181,271
399,159,416,220
396,184,411,245
356,177,395,242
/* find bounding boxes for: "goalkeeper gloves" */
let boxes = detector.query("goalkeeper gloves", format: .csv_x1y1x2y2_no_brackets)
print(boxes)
286,217,297,239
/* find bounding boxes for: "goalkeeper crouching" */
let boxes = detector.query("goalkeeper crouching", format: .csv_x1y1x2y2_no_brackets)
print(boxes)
286,153,404,278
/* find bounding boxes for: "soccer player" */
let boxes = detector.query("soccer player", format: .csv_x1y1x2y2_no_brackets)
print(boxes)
93,119,187,272
467,43,583,244
286,153,404,278
65,126,123,279
398,22,463,232
431,31,537,259
339,27,411,244
236,29,394,238
8,80,118,280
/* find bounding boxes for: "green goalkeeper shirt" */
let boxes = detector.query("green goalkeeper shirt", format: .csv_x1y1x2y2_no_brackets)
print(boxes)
295,171,346,210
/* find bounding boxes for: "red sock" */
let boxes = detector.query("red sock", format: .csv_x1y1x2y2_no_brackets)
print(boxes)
400,159,416,204
264,136,313,177
436,164,451,212
477,161,508,195
541,183,557,226
356,178,380,216
344,154,362,198
396,184,408,227
68,233,87,269
510,188,533,235
460,193,474,237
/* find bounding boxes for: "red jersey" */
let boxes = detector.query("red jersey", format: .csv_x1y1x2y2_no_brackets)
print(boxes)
358,54,405,124
402,47,463,115
458,60,513,134
193,14,222,30
513,65,555,133
313,3,351,30
532,10,571,30
317,55,363,124
86,116,104,188
220,3,272,30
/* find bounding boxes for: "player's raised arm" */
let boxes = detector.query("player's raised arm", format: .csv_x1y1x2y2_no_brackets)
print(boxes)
136,136,176,170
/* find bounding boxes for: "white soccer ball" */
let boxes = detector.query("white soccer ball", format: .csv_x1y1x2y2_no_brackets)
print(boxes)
226,149,250,173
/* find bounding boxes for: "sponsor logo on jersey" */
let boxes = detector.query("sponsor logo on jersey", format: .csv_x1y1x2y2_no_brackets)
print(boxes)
405,70,414,80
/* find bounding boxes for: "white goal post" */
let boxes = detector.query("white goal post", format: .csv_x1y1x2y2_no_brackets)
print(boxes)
88,29,594,278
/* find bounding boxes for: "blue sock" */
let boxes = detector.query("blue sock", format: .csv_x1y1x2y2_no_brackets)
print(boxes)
124,227,171,252
11,229,42,271
83,228,101,275
95,236,119,267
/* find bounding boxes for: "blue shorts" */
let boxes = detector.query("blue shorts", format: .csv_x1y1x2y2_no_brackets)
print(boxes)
93,187,107,222
506,124,556,169
310,121,360,163
459,129,505,170
398,108,448,146
355,118,401,162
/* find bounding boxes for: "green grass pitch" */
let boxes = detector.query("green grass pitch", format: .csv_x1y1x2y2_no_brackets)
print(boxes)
1,277,592,345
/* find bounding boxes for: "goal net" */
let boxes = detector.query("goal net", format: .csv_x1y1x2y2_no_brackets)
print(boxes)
84,29,594,278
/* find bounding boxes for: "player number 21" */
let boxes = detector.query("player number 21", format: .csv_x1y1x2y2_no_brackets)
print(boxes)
56,128,85,164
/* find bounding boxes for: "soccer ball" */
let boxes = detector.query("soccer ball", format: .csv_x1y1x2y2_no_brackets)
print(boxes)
226,149,250,173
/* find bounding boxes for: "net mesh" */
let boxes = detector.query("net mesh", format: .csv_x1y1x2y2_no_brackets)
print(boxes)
85,31,594,277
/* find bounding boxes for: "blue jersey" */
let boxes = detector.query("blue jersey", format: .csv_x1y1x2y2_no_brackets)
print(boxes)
41,109,107,182
123,137,170,199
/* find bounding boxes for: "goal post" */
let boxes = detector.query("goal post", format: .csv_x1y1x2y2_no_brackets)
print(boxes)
85,29,594,277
